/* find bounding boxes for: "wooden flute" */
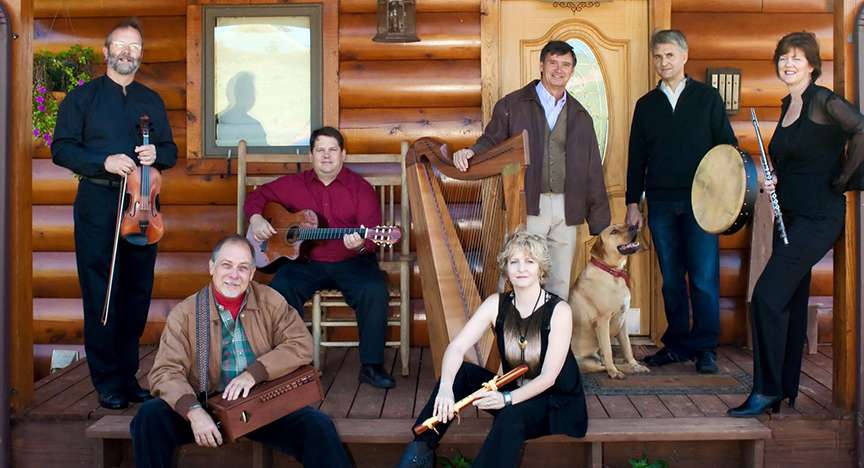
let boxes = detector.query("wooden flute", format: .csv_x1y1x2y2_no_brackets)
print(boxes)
413,364,529,435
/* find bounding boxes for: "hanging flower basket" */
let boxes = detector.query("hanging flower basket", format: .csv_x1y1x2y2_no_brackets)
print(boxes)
32,44,96,147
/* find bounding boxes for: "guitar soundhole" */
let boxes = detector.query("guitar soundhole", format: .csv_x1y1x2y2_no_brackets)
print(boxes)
285,226,300,242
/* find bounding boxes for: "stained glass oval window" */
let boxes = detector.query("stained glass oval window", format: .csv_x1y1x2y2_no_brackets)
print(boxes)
565,39,609,161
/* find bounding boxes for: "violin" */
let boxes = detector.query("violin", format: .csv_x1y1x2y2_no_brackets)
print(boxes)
101,114,164,325
120,114,164,245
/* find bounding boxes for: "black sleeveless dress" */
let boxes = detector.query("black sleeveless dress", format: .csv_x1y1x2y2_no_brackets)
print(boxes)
494,292,588,437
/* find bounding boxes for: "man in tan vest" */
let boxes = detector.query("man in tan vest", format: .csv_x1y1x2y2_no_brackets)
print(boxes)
453,40,610,299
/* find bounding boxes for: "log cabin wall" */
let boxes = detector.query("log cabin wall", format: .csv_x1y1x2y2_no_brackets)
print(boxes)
339,0,481,154
29,0,485,379
27,0,841,380
31,1,237,379
671,0,836,344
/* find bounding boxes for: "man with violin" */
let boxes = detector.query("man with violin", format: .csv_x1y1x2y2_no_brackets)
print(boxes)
625,30,736,374
244,126,396,389
52,18,177,409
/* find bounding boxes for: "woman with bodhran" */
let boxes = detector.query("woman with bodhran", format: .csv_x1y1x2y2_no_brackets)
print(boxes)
728,32,864,417
396,229,588,467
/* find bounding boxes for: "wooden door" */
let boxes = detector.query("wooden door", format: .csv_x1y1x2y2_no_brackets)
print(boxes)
497,0,655,336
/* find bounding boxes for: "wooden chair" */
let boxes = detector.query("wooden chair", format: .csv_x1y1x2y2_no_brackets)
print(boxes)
235,140,411,376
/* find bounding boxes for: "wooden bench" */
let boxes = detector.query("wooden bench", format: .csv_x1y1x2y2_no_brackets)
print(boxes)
334,417,771,468
86,415,275,468
89,414,771,468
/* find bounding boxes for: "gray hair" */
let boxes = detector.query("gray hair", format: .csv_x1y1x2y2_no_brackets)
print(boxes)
651,29,688,52
104,17,144,48
211,234,255,263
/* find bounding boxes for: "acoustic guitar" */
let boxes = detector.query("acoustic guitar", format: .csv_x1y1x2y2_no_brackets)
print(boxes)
246,202,401,272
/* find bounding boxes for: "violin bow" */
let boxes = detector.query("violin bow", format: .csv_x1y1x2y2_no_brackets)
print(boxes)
101,115,149,325
101,175,127,326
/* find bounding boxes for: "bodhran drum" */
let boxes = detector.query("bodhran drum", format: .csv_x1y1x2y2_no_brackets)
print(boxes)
691,144,758,235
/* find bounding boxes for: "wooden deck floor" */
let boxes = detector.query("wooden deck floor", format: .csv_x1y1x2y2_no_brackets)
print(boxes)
12,345,851,467
19,344,837,422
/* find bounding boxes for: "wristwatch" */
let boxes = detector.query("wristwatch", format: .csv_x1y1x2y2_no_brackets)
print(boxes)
502,391,512,407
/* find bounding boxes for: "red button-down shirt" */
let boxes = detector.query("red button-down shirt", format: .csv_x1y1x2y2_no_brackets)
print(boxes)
244,168,381,262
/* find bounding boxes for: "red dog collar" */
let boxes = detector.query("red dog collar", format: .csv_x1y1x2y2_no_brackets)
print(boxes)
590,257,630,288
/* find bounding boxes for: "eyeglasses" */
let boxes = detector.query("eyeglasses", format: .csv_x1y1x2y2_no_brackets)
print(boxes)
109,41,142,53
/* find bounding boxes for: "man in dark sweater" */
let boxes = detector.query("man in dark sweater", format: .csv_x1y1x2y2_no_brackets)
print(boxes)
625,30,737,374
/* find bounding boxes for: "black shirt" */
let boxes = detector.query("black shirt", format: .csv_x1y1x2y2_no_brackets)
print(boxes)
626,78,738,204
494,292,588,438
51,75,177,179
769,83,864,217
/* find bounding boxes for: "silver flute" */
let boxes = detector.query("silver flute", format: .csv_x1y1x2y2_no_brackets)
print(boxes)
750,108,789,245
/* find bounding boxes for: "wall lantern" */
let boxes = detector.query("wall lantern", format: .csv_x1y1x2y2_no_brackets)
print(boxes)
373,0,420,43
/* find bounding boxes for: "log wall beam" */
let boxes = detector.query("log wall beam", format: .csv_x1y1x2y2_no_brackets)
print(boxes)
340,0,480,13
672,13,834,60
831,0,861,414
340,12,479,61
9,0,33,410
35,0,185,17
33,17,185,63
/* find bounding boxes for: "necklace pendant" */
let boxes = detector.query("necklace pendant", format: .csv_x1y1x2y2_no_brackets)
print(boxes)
518,335,527,350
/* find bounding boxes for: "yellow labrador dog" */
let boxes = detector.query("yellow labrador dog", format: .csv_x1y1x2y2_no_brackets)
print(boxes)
569,224,650,379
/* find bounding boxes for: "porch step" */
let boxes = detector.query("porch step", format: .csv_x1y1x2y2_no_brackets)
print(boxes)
86,415,274,468
87,415,771,468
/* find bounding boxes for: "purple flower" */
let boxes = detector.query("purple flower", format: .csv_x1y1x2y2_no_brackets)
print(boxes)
35,95,44,104
33,128,40,137
37,85,46,94
44,134,52,144
37,104,45,112
77,79,85,86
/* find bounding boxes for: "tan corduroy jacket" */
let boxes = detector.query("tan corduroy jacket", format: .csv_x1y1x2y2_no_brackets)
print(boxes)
148,281,313,418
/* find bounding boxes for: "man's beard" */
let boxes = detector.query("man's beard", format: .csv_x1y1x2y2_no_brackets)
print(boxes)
107,50,140,76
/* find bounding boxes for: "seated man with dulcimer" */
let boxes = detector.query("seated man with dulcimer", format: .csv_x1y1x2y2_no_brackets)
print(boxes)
244,126,397,389
397,229,588,468
131,235,350,467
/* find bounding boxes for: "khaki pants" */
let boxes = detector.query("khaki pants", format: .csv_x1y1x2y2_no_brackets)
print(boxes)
526,193,578,300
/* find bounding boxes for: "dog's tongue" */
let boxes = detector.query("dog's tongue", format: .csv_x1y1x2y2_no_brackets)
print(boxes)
617,241,640,255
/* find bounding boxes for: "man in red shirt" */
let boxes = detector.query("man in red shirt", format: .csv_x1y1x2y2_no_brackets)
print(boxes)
244,127,395,389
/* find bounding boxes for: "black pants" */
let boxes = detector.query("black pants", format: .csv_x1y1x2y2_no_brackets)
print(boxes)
269,254,388,365
130,398,351,468
74,180,157,395
413,362,551,468
750,211,843,398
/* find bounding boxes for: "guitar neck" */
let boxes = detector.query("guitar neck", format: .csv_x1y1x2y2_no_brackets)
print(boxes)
296,227,365,241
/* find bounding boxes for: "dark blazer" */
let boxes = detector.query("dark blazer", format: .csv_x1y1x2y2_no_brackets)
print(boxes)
471,80,611,235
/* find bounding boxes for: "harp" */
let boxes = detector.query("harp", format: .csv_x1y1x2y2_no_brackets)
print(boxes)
407,131,530,376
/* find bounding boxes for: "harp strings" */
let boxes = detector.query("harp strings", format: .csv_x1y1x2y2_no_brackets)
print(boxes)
448,175,505,307
426,165,484,364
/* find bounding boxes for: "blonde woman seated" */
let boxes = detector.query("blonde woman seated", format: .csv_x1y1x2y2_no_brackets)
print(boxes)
397,229,588,468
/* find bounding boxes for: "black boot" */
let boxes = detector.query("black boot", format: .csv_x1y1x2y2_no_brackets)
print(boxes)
359,364,396,389
396,440,435,468
727,393,782,417
125,381,154,403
